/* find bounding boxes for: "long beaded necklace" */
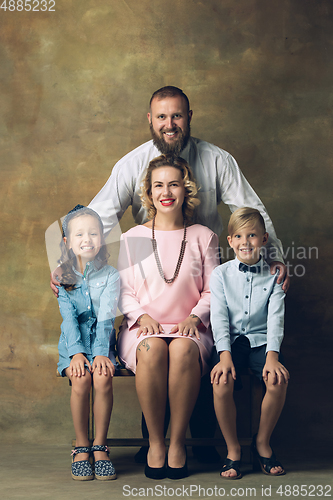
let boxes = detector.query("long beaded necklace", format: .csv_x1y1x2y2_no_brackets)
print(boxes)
151,216,187,284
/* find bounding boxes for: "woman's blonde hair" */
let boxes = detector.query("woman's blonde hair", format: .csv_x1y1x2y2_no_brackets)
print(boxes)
228,207,266,236
141,154,200,222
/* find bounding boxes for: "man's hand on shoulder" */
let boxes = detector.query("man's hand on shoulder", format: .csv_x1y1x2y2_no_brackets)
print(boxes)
50,267,62,297
269,261,290,293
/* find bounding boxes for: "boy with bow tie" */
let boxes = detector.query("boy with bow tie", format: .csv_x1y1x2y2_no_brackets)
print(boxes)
210,207,289,479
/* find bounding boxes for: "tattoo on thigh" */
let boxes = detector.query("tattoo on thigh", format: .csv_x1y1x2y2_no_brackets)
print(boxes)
138,339,150,352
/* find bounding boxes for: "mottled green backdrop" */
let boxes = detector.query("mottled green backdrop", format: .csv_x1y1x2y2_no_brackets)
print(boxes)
0,0,332,451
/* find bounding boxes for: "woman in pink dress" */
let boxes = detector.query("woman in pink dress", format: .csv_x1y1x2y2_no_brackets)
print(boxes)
117,154,219,479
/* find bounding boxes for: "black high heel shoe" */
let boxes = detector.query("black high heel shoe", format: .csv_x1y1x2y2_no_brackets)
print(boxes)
167,448,188,480
144,455,167,480
144,463,167,480
251,434,286,476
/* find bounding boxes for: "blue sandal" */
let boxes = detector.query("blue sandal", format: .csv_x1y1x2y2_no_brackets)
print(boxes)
91,445,117,480
71,446,94,481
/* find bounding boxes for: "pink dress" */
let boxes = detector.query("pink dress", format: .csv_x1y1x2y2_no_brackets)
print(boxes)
117,224,220,375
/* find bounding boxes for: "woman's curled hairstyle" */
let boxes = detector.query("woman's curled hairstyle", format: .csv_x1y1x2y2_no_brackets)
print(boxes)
141,154,200,222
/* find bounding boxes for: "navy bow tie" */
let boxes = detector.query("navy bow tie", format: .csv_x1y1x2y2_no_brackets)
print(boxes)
239,262,260,273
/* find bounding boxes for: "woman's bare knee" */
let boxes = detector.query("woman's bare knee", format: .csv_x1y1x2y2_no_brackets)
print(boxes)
169,338,199,368
136,337,168,368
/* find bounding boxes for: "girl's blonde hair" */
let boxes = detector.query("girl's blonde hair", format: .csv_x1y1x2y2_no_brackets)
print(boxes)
228,207,266,236
141,154,200,222
58,206,108,290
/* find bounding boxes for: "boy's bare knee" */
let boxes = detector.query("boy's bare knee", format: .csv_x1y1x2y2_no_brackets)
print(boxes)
213,379,234,399
265,377,288,395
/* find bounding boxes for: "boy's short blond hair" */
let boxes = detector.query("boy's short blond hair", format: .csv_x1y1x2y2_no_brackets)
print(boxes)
228,207,266,236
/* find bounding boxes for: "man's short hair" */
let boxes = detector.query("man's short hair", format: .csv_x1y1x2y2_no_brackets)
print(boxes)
149,86,190,113
228,207,266,236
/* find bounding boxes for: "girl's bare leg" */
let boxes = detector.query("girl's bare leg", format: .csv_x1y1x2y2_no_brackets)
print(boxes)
136,337,169,468
92,370,114,461
65,368,91,462
168,338,201,468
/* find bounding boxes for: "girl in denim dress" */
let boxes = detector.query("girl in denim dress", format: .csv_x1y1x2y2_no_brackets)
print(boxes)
57,205,119,481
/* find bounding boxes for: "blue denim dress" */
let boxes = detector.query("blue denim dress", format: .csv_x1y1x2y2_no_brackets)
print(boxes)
57,262,120,376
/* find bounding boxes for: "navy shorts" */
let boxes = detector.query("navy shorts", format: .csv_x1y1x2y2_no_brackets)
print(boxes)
231,336,285,390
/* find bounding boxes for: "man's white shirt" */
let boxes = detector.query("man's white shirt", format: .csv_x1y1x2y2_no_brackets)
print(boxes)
89,137,284,263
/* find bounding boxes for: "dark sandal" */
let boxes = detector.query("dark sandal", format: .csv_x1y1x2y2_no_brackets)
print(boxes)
251,435,286,476
220,457,242,480
91,445,117,480
71,446,94,481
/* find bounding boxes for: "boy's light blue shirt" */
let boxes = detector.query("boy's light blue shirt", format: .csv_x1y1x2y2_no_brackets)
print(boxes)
210,257,285,354
57,262,120,375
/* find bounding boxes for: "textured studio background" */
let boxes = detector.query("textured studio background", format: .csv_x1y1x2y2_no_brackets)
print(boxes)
0,0,332,452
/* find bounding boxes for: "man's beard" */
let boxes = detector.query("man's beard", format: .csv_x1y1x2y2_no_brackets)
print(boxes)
150,121,191,156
